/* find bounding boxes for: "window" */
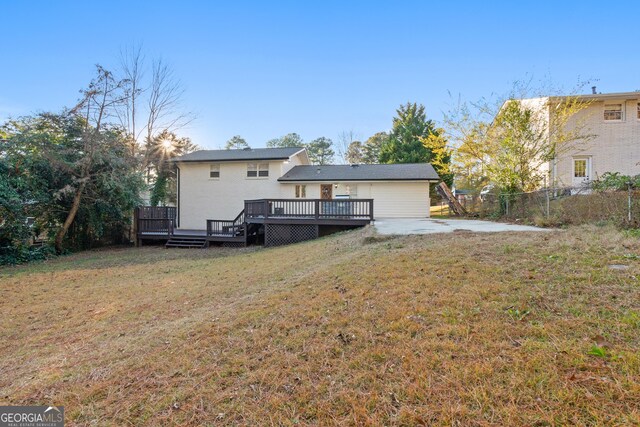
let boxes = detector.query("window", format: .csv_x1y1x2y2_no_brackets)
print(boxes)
295,184,306,198
604,103,623,121
637,102,640,120
574,159,587,178
209,164,220,179
258,163,269,177
247,162,269,178
345,184,357,197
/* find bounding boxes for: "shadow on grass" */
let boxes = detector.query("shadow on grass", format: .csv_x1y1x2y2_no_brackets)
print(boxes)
0,243,264,276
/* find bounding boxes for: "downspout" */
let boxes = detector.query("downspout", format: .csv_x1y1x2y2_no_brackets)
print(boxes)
176,164,180,228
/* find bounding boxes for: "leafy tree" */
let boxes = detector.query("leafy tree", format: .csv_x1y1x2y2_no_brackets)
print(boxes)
447,88,592,193
3,111,144,254
345,140,363,164
0,144,33,259
307,137,335,165
362,132,387,164
224,135,249,150
266,133,304,148
379,103,437,164
2,67,146,254
421,131,454,187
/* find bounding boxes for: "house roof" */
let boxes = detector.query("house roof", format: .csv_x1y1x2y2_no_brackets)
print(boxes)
568,91,640,101
278,163,440,182
173,147,305,162
514,91,640,105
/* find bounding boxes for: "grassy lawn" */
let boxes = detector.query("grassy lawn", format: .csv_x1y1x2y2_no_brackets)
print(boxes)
1,226,639,425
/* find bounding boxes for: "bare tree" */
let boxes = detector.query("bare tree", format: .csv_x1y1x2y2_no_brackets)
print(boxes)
336,130,359,164
118,45,145,152
117,45,194,167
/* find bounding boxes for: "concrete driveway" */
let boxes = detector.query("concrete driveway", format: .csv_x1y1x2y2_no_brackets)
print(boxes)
374,218,549,235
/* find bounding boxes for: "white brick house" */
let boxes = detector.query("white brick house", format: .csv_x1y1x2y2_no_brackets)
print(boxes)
516,91,640,187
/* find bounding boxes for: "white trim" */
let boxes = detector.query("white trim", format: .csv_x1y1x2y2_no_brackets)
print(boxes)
246,162,270,179
277,179,439,184
603,101,625,123
209,163,220,180
572,156,592,185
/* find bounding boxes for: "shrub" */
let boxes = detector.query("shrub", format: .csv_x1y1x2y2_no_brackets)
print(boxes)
0,244,56,266
592,172,640,192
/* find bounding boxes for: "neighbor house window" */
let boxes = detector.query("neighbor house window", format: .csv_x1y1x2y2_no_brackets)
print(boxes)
637,102,640,120
209,164,220,179
604,103,623,121
574,159,587,178
295,184,306,198
247,163,269,178
345,184,357,197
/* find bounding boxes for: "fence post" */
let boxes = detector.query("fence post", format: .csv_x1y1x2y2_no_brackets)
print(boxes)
544,176,550,218
628,181,633,223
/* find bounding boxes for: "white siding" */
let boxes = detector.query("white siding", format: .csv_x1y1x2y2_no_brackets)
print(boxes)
177,152,307,229
280,181,431,218
369,182,430,218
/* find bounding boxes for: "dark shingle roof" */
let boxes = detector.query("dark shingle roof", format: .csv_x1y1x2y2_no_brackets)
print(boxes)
174,147,305,162
278,163,440,182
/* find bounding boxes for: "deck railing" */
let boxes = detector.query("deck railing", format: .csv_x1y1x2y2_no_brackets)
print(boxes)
135,206,176,235
206,209,246,237
137,218,175,235
244,199,374,221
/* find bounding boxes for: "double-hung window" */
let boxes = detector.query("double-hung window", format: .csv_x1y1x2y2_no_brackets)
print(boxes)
209,164,220,179
247,163,269,178
604,103,623,121
637,102,640,120
295,184,306,198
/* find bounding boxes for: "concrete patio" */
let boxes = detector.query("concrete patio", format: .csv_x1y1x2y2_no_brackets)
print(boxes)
374,218,550,235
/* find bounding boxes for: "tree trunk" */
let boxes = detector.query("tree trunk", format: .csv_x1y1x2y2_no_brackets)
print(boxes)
54,182,85,253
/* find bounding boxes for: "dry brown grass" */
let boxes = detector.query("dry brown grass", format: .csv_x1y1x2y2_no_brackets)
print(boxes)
1,226,639,426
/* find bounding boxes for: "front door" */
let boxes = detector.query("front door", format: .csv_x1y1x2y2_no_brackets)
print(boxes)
572,157,591,187
320,184,333,200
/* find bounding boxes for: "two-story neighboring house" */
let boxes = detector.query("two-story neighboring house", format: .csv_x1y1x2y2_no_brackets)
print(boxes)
516,91,640,188
173,147,439,230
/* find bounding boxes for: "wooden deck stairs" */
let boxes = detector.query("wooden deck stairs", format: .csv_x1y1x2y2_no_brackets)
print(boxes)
165,236,208,249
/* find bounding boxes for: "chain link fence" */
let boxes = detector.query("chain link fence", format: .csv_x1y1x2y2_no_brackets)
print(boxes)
449,185,640,227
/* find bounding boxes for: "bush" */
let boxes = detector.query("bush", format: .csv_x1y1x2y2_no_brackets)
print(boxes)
0,244,56,266
592,172,640,192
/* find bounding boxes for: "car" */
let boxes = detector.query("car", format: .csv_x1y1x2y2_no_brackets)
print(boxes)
480,184,495,201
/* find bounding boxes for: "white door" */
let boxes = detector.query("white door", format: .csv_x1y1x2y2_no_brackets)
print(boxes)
572,157,591,187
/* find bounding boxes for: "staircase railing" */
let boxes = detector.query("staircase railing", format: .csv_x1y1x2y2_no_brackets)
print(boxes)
206,209,245,237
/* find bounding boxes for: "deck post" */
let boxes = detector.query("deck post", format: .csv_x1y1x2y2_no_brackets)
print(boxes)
264,200,270,218
134,207,140,247
315,200,320,220
243,221,248,246
369,199,374,222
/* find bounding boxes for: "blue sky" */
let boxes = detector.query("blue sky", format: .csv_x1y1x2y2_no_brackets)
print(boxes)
1,1,639,149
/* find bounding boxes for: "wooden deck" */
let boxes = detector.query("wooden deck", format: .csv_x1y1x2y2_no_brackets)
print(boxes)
244,199,373,225
136,199,374,247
